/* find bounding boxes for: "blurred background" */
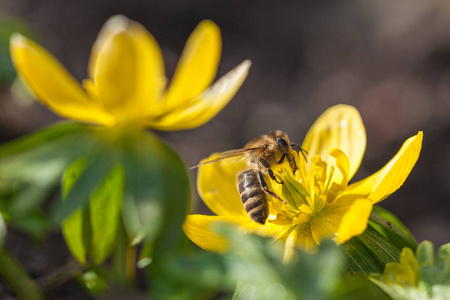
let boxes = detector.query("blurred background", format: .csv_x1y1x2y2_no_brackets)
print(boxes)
0,0,449,258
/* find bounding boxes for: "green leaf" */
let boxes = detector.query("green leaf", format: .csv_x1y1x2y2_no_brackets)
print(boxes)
120,131,190,249
0,122,87,159
52,151,115,223
369,276,421,300
77,270,109,296
333,276,391,300
149,224,389,300
9,184,55,219
89,165,124,264
416,241,435,293
62,208,87,264
0,122,98,227
370,241,450,300
61,158,90,264
344,237,384,276
10,210,49,240
162,251,226,290
436,243,450,285
217,225,342,300
151,138,190,254
370,205,416,250
0,123,98,189
121,132,164,244
139,132,191,299
356,225,401,267
61,158,125,264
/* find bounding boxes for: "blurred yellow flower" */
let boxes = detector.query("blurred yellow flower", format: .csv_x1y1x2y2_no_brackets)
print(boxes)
370,241,450,300
376,247,419,288
10,15,250,130
183,105,423,260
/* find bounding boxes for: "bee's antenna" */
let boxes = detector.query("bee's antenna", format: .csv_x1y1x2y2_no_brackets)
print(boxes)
291,143,308,161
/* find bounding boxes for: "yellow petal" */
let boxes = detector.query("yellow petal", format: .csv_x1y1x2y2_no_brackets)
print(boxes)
91,15,164,122
302,105,366,181
310,212,340,245
197,152,250,219
327,148,350,199
162,20,221,112
241,220,291,240
311,196,360,244
148,60,251,130
344,132,423,204
183,214,245,252
10,34,114,125
336,199,373,244
82,79,101,101
283,225,316,261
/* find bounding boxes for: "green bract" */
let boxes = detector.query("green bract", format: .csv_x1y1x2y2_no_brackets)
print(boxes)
343,205,418,276
370,241,450,300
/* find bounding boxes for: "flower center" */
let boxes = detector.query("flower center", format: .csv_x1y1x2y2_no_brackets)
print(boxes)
268,149,350,227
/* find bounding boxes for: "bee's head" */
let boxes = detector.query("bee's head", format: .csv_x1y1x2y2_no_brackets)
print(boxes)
273,131,297,170
274,131,291,153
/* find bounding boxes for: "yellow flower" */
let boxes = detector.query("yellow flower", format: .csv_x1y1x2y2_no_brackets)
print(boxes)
10,15,250,129
183,105,423,260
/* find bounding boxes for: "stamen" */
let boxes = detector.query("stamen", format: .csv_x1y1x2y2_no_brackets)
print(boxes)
312,186,321,195
317,181,325,192
298,204,312,215
314,166,323,176
267,151,349,229
317,195,327,211
293,213,311,224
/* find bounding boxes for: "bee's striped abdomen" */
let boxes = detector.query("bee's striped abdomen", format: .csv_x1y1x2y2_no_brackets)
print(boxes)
237,169,269,224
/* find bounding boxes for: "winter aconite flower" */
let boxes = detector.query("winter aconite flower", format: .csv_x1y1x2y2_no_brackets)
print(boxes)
10,15,250,130
184,105,423,260
6,15,251,265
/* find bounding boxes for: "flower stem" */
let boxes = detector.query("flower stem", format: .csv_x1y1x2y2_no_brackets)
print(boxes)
112,230,136,288
125,245,136,284
0,247,44,300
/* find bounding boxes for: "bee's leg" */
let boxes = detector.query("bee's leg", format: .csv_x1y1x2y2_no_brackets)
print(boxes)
257,172,285,203
291,154,298,171
259,158,284,184
278,153,286,164
268,169,283,184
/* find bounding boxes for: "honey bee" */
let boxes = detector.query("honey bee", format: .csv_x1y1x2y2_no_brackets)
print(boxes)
194,130,306,224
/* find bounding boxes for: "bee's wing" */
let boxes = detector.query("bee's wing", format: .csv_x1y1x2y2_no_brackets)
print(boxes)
218,147,265,157
190,147,265,169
